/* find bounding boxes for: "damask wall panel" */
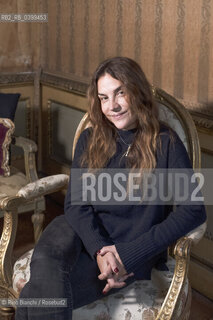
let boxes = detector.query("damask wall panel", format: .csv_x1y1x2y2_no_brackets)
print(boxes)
37,0,213,110
174,0,185,98
104,0,117,60
60,1,71,74
184,0,202,102
0,1,42,71
47,1,58,72
160,1,176,95
122,1,135,59
198,0,211,103
72,0,87,77
140,2,155,83
87,0,101,76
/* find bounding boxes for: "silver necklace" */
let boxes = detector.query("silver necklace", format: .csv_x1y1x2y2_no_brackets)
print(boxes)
117,132,132,157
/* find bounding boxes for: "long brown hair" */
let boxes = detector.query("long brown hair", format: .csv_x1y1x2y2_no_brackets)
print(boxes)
81,57,160,172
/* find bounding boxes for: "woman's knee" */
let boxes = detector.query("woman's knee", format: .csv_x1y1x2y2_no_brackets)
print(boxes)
32,215,82,263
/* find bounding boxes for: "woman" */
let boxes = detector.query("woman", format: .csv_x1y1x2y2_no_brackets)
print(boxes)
16,57,206,319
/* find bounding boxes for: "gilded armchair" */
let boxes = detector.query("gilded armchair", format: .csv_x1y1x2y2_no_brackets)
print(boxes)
0,118,69,317
8,88,206,320
70,87,206,320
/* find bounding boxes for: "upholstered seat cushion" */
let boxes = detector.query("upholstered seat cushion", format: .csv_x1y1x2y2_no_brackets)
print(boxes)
0,166,27,197
13,250,188,319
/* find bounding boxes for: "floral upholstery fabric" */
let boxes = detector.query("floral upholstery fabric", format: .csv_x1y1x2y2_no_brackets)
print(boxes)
13,251,188,319
16,174,69,200
0,166,27,197
13,249,33,294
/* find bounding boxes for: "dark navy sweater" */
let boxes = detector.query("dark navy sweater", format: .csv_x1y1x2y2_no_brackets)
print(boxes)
64,126,206,279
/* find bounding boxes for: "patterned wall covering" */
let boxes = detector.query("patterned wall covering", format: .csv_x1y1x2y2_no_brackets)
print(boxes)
0,1,40,71
1,0,213,110
38,0,213,108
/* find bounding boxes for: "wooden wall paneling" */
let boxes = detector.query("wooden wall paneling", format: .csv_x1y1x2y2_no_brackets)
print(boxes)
41,84,87,176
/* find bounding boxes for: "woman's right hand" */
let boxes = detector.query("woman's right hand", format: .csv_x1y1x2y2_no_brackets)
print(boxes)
96,252,134,294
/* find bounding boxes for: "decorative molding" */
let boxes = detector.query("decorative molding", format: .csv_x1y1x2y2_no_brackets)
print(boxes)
0,72,35,86
41,72,89,96
190,112,213,131
177,98,213,131
0,70,212,132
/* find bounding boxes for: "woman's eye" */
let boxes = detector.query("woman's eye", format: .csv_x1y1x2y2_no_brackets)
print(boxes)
100,96,108,102
117,90,124,96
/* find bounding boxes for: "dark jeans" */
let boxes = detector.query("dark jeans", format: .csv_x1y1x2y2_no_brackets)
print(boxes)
15,215,134,320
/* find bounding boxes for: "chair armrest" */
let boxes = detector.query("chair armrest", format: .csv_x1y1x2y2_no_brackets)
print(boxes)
186,221,207,245
16,174,69,200
156,237,192,320
156,221,207,320
0,174,69,211
12,136,38,182
13,136,37,153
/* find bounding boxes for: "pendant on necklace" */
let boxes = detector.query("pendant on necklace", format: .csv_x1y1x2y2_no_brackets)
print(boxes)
125,145,131,157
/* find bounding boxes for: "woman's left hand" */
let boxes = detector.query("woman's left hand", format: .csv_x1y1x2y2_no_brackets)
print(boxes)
98,245,123,268
97,245,134,294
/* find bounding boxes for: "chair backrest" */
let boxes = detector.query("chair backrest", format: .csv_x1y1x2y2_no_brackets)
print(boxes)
72,87,200,169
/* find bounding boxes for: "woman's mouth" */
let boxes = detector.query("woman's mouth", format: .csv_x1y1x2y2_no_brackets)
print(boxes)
110,111,127,119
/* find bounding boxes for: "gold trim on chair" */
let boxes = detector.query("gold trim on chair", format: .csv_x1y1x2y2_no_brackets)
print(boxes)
0,118,15,177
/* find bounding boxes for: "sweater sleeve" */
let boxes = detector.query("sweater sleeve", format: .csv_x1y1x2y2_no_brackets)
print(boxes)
115,133,207,274
64,129,114,259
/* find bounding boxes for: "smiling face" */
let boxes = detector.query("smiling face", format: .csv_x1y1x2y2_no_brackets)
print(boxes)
97,73,137,130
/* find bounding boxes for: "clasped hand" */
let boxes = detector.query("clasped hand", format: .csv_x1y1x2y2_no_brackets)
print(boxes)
96,245,134,294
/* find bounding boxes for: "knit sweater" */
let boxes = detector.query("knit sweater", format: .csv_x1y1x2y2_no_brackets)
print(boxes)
64,125,206,279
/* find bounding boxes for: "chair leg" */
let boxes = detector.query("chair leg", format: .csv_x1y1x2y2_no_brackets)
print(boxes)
0,307,15,320
31,210,45,243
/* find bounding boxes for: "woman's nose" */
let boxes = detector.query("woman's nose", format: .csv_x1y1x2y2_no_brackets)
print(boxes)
109,97,120,111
